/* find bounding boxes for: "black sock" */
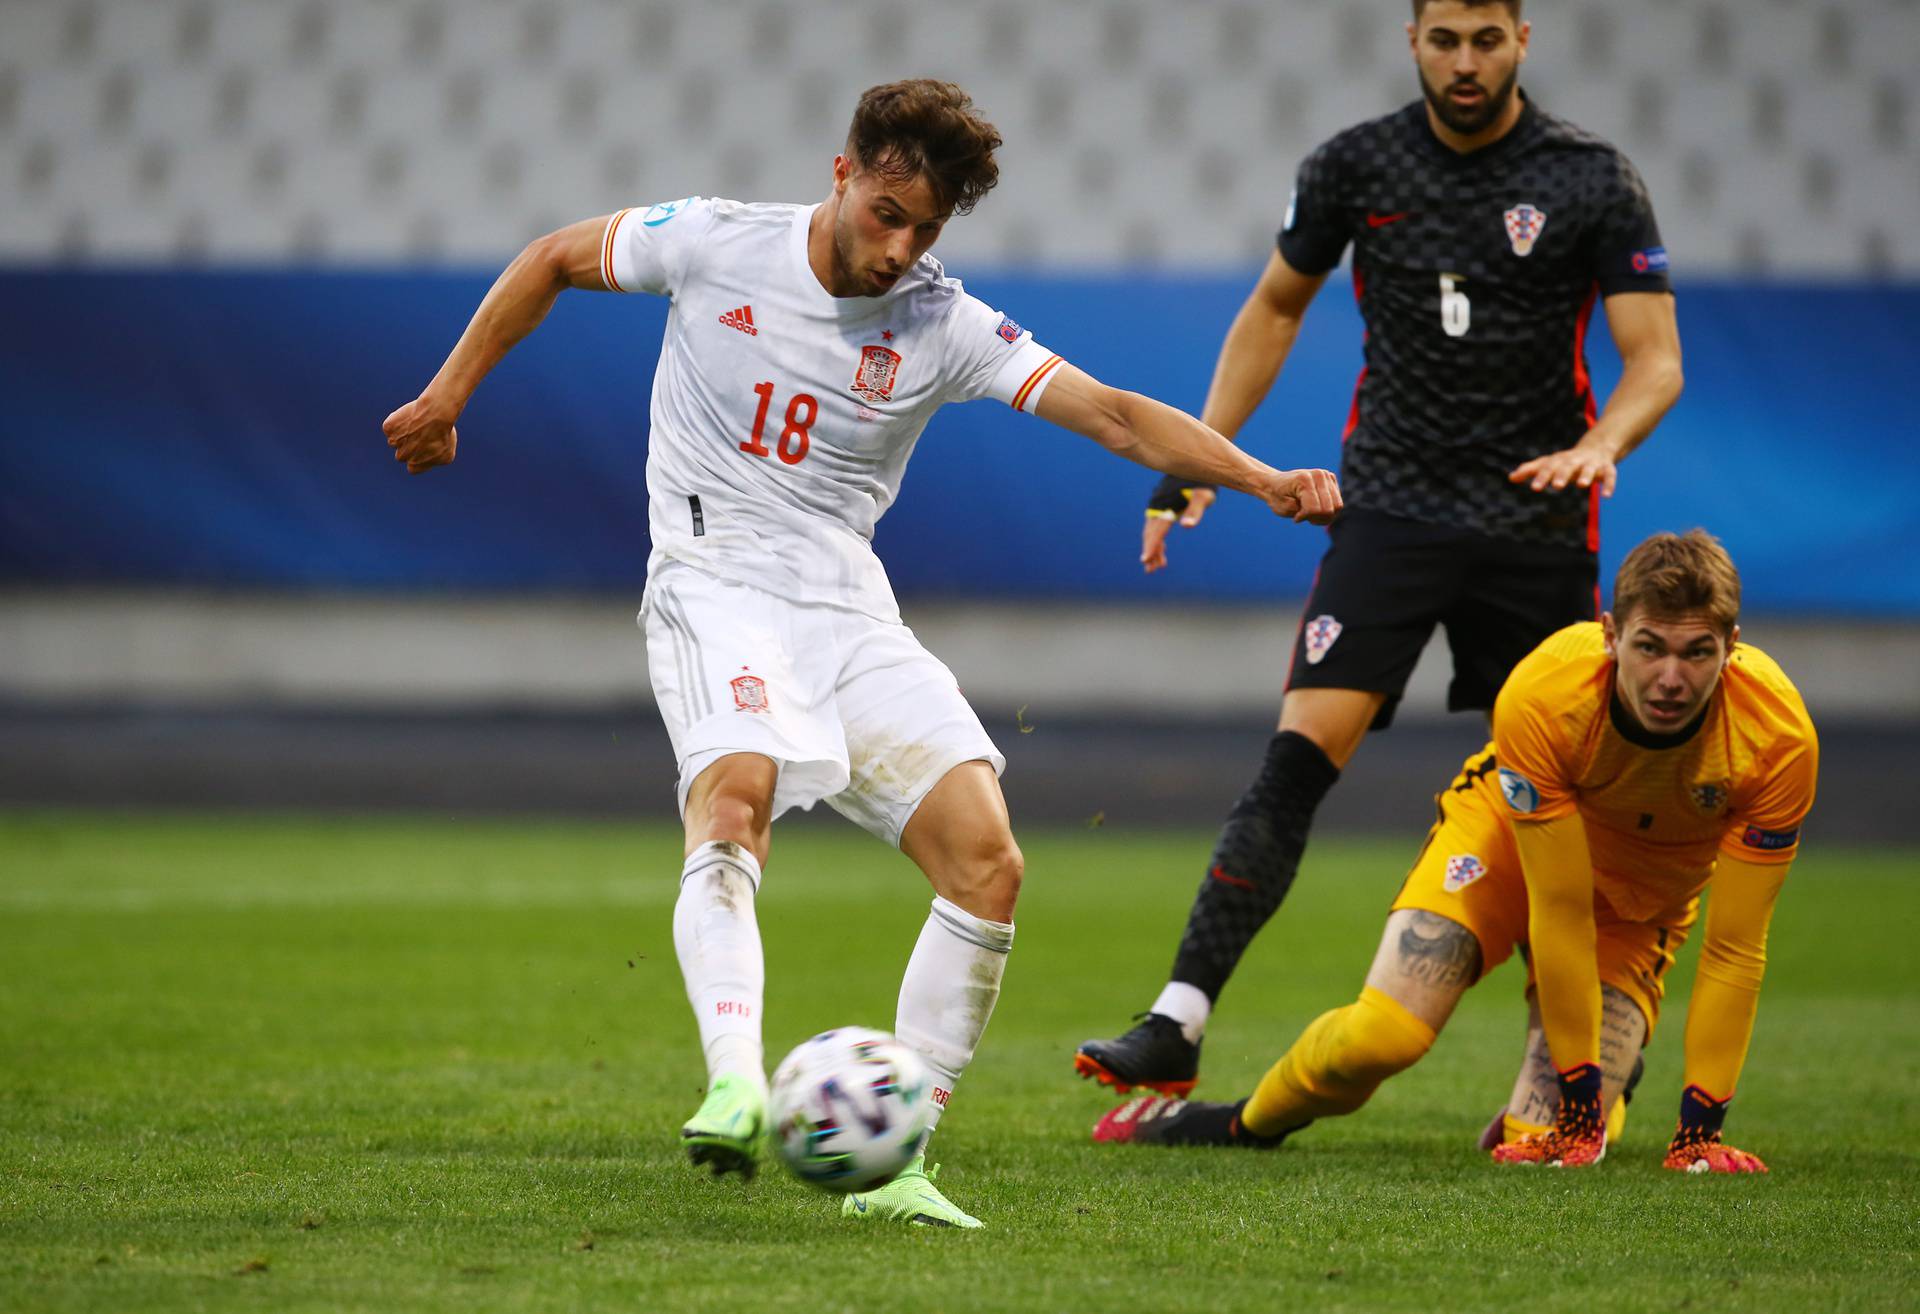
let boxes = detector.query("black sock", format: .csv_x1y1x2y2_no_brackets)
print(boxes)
1167,730,1341,1001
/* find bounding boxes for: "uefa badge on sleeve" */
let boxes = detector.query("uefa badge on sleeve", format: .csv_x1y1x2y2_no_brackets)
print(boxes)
1303,615,1342,666
1497,767,1540,814
1503,203,1547,257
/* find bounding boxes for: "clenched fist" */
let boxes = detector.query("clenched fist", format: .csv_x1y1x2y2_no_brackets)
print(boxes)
382,396,460,475
1256,467,1342,526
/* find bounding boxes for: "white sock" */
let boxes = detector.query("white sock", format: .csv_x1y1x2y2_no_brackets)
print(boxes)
672,840,767,1097
1150,981,1212,1044
895,896,1014,1133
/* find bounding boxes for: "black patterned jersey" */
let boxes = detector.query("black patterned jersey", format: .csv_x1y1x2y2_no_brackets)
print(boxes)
1278,96,1670,552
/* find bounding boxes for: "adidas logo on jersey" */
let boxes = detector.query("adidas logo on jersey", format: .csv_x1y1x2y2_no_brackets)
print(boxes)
718,305,758,336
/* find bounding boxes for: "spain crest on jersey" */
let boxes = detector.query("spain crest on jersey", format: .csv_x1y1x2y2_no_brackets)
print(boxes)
850,344,902,402
1503,203,1547,257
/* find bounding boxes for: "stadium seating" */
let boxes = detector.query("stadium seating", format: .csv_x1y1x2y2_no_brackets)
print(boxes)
1,0,1913,274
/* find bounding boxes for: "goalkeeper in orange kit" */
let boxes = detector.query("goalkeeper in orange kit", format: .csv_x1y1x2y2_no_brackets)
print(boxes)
1092,530,1817,1172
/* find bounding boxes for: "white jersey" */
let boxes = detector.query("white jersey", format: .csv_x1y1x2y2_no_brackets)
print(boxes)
604,197,1064,623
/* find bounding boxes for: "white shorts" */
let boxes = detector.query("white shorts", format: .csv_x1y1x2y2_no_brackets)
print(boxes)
641,560,1005,847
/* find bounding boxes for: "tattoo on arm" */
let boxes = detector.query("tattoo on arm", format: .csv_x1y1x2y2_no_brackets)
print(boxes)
1599,985,1647,1094
1513,1027,1560,1126
1394,911,1482,989
1511,985,1649,1125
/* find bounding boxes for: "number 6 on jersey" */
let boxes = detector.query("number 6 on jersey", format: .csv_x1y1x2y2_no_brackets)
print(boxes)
1439,274,1471,338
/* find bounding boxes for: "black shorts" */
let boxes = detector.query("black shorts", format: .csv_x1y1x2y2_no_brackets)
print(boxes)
1286,508,1598,730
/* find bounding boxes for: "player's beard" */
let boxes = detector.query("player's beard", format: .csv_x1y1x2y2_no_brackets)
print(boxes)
829,210,892,299
826,214,863,297
1422,64,1519,136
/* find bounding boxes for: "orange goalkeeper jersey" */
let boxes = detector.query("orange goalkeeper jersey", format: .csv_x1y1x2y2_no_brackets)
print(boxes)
1491,622,1818,924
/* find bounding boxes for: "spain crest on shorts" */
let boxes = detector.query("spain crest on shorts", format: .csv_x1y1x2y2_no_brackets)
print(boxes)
1443,853,1487,893
850,344,902,402
730,673,770,714
1303,614,1342,666
1503,203,1547,257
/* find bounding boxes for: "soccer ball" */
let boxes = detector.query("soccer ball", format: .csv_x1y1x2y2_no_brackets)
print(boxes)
768,1027,936,1193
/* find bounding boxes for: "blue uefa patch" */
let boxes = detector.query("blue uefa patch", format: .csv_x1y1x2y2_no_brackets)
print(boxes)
1741,824,1799,851
1630,246,1669,274
997,316,1022,344
642,198,691,227
1498,767,1540,815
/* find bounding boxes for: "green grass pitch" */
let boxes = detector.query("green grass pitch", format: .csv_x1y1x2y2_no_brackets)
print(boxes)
3,812,1915,1311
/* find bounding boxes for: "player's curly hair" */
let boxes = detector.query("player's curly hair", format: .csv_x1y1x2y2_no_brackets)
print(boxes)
845,80,1002,217
1612,529,1742,635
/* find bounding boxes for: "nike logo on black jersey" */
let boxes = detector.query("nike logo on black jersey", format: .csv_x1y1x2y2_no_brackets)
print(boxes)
1366,211,1410,228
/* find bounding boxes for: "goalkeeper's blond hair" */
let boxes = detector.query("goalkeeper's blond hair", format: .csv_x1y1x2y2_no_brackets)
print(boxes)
1612,529,1741,637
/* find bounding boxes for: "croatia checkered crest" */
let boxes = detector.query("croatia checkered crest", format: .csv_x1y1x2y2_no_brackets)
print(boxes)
1504,204,1548,257
769,1027,935,1192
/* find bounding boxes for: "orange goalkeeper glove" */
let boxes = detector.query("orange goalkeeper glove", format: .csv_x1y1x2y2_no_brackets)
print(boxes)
1491,1062,1606,1168
1663,1085,1767,1174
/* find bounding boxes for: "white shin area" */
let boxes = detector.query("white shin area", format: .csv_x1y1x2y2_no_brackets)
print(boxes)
895,895,1015,1133
672,840,768,1097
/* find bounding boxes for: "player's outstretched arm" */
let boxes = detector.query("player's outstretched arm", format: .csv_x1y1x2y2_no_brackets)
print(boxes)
1033,363,1341,525
382,216,617,474
1509,291,1682,497
1664,853,1791,1174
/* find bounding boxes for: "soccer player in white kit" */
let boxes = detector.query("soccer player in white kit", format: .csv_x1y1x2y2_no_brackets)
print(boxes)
383,80,1341,1227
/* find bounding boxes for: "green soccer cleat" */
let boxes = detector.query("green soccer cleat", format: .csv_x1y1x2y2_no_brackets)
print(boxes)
841,1155,982,1229
681,1073,767,1180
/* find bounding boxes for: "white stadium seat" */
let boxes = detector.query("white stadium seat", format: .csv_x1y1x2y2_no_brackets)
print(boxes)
0,0,1909,275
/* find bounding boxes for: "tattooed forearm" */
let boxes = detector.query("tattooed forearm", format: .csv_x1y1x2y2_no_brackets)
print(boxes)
1394,911,1482,988
1512,1029,1559,1121
1508,986,1650,1124
1513,1026,1560,1125
1599,985,1647,1093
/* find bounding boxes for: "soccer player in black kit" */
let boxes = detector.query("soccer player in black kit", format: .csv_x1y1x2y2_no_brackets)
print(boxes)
1077,0,1685,1098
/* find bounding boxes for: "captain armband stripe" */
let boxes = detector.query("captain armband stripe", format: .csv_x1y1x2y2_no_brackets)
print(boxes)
1011,354,1064,412
601,208,631,292
1739,824,1800,851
